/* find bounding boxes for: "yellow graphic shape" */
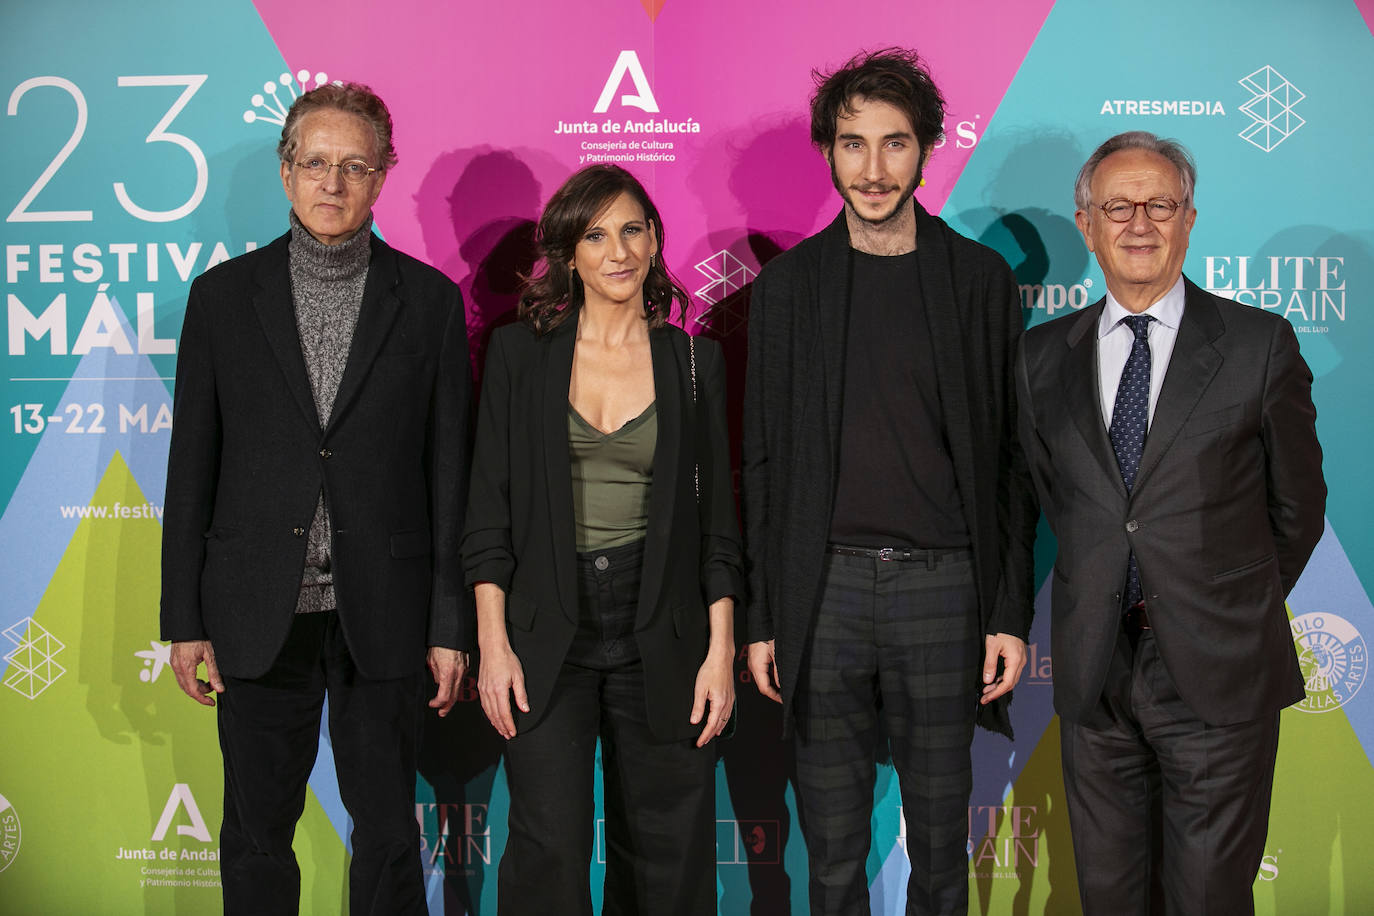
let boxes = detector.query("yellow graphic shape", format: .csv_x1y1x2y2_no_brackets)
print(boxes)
0,454,348,912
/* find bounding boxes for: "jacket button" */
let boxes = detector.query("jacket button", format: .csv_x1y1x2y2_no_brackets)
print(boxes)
1125,520,1139,532
292,527,305,536
319,448,332,459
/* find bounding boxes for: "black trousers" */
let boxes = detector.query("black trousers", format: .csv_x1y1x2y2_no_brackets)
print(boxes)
498,540,717,915
1061,626,1281,916
793,549,980,916
217,611,425,916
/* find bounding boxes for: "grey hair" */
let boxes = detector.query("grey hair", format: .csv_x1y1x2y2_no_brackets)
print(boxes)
1073,130,1196,213
276,82,397,170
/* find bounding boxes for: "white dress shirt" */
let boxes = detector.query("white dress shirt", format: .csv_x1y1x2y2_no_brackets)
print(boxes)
1097,276,1186,429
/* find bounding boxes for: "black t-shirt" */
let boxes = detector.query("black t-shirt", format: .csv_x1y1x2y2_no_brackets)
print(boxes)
827,249,969,548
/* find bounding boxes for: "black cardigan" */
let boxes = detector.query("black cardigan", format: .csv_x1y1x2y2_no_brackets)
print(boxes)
741,205,1037,737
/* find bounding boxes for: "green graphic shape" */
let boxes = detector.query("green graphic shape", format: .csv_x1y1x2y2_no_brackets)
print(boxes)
0,454,348,912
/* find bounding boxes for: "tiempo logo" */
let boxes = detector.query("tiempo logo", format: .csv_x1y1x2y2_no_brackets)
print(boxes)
1238,65,1305,152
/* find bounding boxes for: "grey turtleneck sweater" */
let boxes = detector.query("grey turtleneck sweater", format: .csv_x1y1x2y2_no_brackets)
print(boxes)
287,210,372,614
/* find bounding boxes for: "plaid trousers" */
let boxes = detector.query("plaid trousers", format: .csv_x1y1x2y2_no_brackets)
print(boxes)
793,548,980,916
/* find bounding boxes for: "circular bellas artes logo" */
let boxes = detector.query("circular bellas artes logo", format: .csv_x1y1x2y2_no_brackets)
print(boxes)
1292,613,1368,714
0,793,20,874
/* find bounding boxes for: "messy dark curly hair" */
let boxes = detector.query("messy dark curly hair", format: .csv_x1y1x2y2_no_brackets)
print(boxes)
810,47,946,156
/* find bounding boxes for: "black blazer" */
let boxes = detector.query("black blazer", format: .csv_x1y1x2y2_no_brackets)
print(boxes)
160,231,472,679
741,206,1038,737
462,311,743,742
1016,277,1326,726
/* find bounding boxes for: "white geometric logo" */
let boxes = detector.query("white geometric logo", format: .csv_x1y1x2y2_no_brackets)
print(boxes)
593,51,660,114
2,617,66,699
134,640,172,684
151,783,212,843
691,249,756,335
693,250,755,306
1238,65,1305,152
243,69,343,126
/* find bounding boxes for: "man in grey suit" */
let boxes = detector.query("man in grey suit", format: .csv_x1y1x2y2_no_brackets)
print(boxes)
1016,131,1326,914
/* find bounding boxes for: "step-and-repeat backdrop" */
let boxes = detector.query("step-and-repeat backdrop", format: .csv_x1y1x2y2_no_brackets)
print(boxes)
2,1,1371,912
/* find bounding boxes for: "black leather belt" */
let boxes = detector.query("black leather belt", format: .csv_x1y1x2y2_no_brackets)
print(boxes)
826,543,966,563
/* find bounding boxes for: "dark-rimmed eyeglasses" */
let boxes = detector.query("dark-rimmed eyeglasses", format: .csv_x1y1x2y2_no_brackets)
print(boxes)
1097,197,1183,223
293,157,379,184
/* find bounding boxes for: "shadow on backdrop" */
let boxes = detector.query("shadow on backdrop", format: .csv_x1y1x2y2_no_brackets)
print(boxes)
688,116,835,916
414,147,557,383
952,129,1090,332
411,146,570,913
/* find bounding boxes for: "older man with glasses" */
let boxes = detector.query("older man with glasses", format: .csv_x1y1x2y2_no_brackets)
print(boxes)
1015,130,1325,914
160,82,471,915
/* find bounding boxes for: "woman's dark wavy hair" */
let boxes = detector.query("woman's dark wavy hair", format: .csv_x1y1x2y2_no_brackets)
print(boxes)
519,164,690,335
809,47,946,155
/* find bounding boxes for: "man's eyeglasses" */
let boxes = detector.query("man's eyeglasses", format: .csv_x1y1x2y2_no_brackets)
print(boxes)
1096,197,1184,223
293,157,379,184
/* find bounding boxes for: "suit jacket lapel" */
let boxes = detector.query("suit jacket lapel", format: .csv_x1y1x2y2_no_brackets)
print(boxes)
327,236,401,432
250,233,320,430
1134,278,1223,494
543,311,579,623
1061,301,1124,494
637,329,681,622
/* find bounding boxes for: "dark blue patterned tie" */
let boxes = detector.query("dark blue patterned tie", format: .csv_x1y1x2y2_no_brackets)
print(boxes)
1110,314,1153,607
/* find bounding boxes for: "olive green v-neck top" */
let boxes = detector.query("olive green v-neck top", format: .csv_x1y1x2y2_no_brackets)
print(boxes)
568,402,657,552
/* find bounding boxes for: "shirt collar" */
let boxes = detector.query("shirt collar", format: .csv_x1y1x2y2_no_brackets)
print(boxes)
1097,275,1186,339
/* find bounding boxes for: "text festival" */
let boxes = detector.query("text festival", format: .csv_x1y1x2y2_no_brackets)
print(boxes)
6,240,256,356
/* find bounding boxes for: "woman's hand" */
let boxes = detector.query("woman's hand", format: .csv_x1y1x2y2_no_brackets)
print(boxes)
477,641,529,740
690,644,735,747
475,582,528,740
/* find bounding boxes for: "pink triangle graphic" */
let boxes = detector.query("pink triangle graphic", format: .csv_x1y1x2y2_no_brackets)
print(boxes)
1357,0,1374,34
250,0,1055,278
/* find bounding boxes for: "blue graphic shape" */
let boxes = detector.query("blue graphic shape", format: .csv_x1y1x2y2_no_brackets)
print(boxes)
307,696,353,849
0,298,171,679
871,840,912,913
1287,521,1374,768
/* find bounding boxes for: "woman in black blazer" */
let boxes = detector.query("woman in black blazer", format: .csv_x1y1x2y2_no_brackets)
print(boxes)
462,165,742,914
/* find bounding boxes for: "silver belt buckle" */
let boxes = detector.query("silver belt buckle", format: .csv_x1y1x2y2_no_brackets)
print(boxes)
878,548,895,562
